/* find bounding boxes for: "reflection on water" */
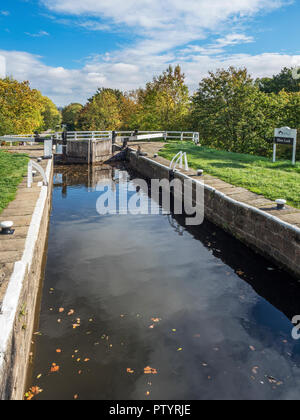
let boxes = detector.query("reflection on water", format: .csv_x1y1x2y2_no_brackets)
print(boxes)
29,164,300,400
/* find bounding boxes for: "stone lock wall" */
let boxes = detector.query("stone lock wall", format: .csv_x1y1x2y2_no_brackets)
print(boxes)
127,149,300,279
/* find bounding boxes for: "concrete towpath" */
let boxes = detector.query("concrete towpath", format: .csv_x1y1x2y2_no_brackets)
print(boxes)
0,146,49,305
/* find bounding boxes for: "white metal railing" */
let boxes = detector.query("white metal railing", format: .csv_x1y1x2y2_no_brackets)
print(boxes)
66,131,111,141
114,131,199,143
0,130,200,145
170,151,189,171
27,160,48,188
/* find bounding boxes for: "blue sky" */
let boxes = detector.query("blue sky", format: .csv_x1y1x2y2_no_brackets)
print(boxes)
0,0,299,106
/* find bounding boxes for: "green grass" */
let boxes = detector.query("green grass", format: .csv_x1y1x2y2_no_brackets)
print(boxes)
0,150,28,214
159,142,300,209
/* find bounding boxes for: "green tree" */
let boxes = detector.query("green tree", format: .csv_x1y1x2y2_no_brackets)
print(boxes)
190,67,275,155
62,103,83,130
77,89,121,131
256,67,300,94
135,65,190,131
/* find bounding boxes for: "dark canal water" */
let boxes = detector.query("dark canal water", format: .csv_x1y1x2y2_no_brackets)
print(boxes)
28,164,300,400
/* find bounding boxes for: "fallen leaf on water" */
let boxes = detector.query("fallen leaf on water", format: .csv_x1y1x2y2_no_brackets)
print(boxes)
24,386,43,400
267,376,278,384
151,318,161,323
78,370,82,375
33,332,42,336
74,394,79,400
57,319,62,323
77,358,81,362
149,325,155,329
73,324,80,329
68,310,75,316
144,366,158,375
89,319,93,322
59,308,64,313
127,368,134,374
50,363,59,373
249,346,256,352
252,366,259,375
56,349,62,353
172,329,177,332
146,391,150,396
84,358,90,362
36,374,42,379
177,348,183,352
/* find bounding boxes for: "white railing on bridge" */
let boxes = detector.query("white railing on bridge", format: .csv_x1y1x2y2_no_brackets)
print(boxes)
66,131,111,141
0,130,200,145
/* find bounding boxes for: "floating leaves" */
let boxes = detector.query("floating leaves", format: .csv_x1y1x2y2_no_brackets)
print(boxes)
68,309,75,316
127,368,134,374
24,386,43,400
50,363,60,373
56,349,62,354
144,366,158,375
59,308,64,313
151,318,161,323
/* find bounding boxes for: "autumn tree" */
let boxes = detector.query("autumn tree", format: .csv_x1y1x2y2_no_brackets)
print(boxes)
134,65,190,131
62,103,83,130
76,89,122,131
0,77,45,135
39,95,61,131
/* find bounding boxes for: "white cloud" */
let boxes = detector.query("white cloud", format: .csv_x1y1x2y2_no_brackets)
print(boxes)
0,55,6,78
25,30,50,37
0,10,10,16
1,48,300,107
0,0,296,106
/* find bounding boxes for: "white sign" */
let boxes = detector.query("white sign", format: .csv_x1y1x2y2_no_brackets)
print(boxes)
273,127,297,165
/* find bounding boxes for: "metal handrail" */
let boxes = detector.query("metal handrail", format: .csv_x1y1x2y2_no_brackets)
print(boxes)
27,160,48,188
170,151,189,171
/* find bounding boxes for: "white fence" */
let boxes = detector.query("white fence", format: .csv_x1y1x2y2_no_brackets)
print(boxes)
0,130,200,145
66,131,111,141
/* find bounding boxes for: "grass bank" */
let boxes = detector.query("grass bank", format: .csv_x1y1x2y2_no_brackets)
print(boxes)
159,142,300,209
0,150,28,214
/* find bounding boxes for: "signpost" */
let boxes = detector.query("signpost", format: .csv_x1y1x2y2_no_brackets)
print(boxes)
273,127,297,165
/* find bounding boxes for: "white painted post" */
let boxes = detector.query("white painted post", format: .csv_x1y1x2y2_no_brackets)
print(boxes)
184,153,189,171
292,137,297,166
181,132,184,141
27,161,33,188
273,143,277,163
